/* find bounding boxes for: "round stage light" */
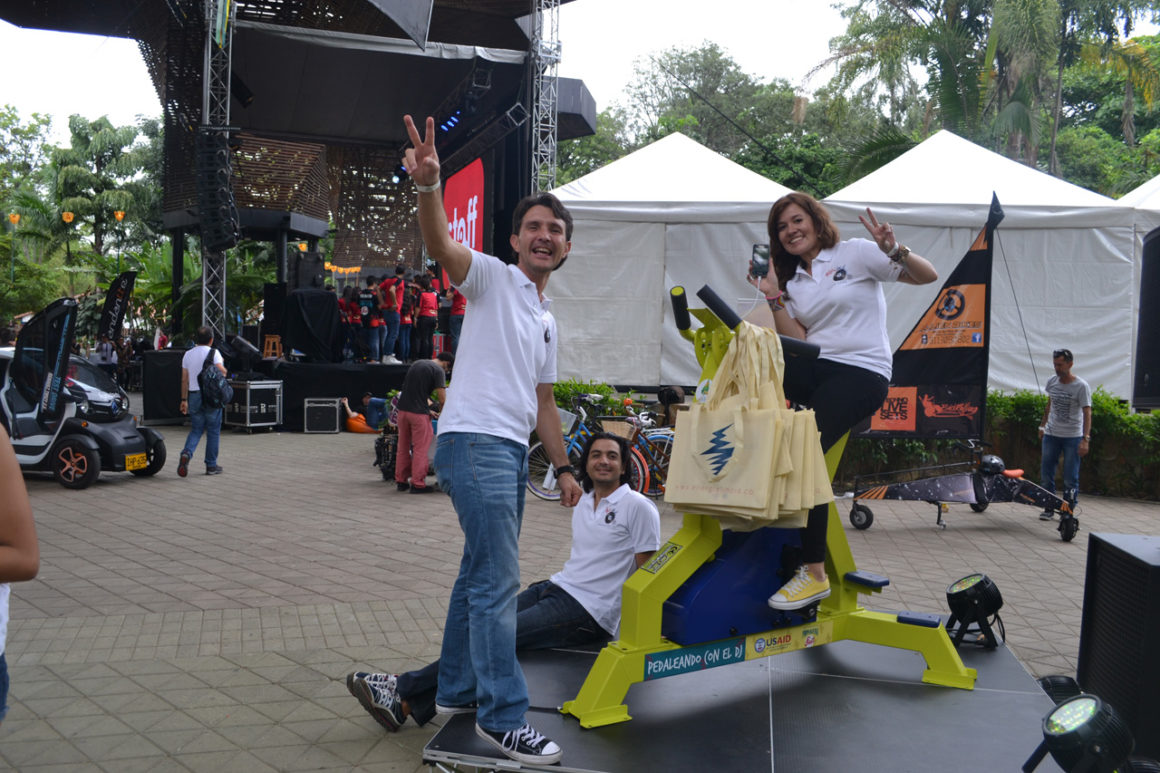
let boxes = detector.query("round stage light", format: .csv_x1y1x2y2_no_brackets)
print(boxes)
1039,675,1082,705
1026,694,1134,773
945,573,1005,647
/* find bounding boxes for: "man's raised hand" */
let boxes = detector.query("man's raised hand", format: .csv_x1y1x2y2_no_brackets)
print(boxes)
402,115,441,187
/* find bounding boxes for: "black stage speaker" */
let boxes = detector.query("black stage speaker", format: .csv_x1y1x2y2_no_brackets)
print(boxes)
1135,228,1160,409
195,128,240,252
1077,532,1160,759
261,282,286,341
290,251,326,291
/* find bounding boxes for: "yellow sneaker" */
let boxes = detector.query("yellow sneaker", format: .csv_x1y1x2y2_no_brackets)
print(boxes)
768,565,831,610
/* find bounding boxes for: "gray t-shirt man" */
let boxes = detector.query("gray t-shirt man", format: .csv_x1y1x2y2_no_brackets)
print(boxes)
1044,375,1092,438
396,358,447,416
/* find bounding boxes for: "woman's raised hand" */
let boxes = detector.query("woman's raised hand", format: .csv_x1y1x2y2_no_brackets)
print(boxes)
858,207,896,253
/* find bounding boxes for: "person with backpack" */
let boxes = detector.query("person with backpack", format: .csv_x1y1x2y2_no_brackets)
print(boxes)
178,326,228,477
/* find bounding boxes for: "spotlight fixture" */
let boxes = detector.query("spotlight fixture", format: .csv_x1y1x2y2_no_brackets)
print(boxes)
1022,694,1134,773
1039,675,1083,705
945,573,1004,648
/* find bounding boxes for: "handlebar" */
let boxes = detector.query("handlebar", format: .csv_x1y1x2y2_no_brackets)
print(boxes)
695,284,820,361
670,286,691,331
695,285,743,330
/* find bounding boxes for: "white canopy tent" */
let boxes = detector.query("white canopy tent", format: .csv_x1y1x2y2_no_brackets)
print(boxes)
551,133,792,387
824,130,1138,398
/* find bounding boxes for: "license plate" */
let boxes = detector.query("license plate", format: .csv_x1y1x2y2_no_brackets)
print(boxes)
125,452,147,471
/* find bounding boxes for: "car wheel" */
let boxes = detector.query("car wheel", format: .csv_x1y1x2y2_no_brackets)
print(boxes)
131,438,167,477
52,438,100,489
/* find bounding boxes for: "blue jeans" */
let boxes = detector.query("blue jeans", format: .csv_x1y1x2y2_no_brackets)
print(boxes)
381,311,400,359
361,327,380,361
397,580,605,727
449,314,464,353
182,391,222,468
396,324,412,361
1041,434,1082,505
0,652,9,722
433,432,529,732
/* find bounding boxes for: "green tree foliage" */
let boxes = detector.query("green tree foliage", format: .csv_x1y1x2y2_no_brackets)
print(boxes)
1,105,53,206
556,107,634,185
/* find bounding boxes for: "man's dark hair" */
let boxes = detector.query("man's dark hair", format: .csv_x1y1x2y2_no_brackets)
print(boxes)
365,276,376,286
577,432,631,493
417,275,431,290
395,264,406,276
436,351,455,365
194,326,213,345
512,192,574,242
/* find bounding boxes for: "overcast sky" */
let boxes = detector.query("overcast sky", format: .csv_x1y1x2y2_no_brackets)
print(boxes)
1,1,846,143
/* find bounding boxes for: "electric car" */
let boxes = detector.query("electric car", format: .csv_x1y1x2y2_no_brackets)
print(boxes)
1,299,166,489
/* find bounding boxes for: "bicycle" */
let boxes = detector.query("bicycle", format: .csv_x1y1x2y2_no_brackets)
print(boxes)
526,394,649,501
621,402,673,498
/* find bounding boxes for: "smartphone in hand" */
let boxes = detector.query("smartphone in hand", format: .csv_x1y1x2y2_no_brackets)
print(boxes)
750,244,770,278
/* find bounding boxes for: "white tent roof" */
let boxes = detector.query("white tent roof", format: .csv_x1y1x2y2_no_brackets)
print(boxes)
825,130,1137,398
549,134,791,387
1119,173,1160,209
828,130,1122,226
554,132,792,219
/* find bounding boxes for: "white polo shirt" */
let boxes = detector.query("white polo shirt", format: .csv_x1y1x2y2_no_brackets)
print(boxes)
436,250,558,445
784,238,904,379
551,484,661,637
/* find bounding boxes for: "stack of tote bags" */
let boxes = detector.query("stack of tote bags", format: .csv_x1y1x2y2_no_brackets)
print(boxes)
664,322,832,532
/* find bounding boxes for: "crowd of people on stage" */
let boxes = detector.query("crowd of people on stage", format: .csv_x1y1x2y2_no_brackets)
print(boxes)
335,262,466,365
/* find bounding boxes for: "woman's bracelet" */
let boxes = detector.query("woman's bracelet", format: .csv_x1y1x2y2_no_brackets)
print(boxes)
766,292,786,312
415,179,441,193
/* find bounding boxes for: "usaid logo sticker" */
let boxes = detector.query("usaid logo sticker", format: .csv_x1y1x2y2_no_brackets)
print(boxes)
700,423,735,476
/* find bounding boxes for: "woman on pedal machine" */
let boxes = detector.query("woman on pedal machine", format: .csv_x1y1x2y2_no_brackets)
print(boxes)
748,192,939,611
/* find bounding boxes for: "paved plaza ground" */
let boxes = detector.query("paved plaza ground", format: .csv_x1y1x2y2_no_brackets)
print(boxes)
2,420,1157,771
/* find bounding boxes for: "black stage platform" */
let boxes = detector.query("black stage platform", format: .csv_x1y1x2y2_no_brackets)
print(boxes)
424,638,1062,772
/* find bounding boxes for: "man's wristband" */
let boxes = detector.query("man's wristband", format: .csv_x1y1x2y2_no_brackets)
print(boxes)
1038,425,1046,432
415,179,441,193
555,464,575,478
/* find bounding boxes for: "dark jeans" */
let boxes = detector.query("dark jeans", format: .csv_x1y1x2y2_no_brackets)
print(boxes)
398,580,605,726
416,317,438,361
782,357,889,564
449,314,464,353
396,323,412,361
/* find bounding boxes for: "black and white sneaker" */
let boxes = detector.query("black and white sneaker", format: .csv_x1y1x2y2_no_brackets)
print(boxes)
475,722,562,765
345,671,396,693
1039,509,1055,521
352,677,405,732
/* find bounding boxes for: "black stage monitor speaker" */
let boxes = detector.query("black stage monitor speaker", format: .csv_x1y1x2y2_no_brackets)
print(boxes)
292,251,326,291
1135,228,1160,409
261,282,286,341
1077,532,1160,760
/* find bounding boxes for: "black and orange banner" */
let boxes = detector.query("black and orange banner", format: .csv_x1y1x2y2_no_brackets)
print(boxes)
855,194,1004,439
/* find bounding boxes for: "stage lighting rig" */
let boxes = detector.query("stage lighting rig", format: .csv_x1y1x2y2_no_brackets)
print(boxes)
1022,694,1134,773
945,573,1004,648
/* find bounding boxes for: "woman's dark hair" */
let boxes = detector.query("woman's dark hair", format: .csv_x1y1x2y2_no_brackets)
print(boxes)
766,192,841,292
576,432,631,493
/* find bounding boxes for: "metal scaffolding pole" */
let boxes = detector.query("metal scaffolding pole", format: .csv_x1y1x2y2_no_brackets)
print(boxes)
200,0,234,343
530,0,561,193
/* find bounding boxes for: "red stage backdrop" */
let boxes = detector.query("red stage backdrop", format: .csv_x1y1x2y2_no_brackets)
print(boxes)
443,158,483,252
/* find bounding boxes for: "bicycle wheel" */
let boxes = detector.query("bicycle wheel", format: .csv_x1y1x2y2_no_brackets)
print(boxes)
527,441,562,501
640,429,673,497
627,446,650,495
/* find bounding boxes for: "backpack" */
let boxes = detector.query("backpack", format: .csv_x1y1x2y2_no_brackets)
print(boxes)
198,348,233,409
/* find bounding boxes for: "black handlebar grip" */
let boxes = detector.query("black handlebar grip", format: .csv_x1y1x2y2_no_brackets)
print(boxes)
780,336,820,360
696,285,743,330
670,286,691,331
